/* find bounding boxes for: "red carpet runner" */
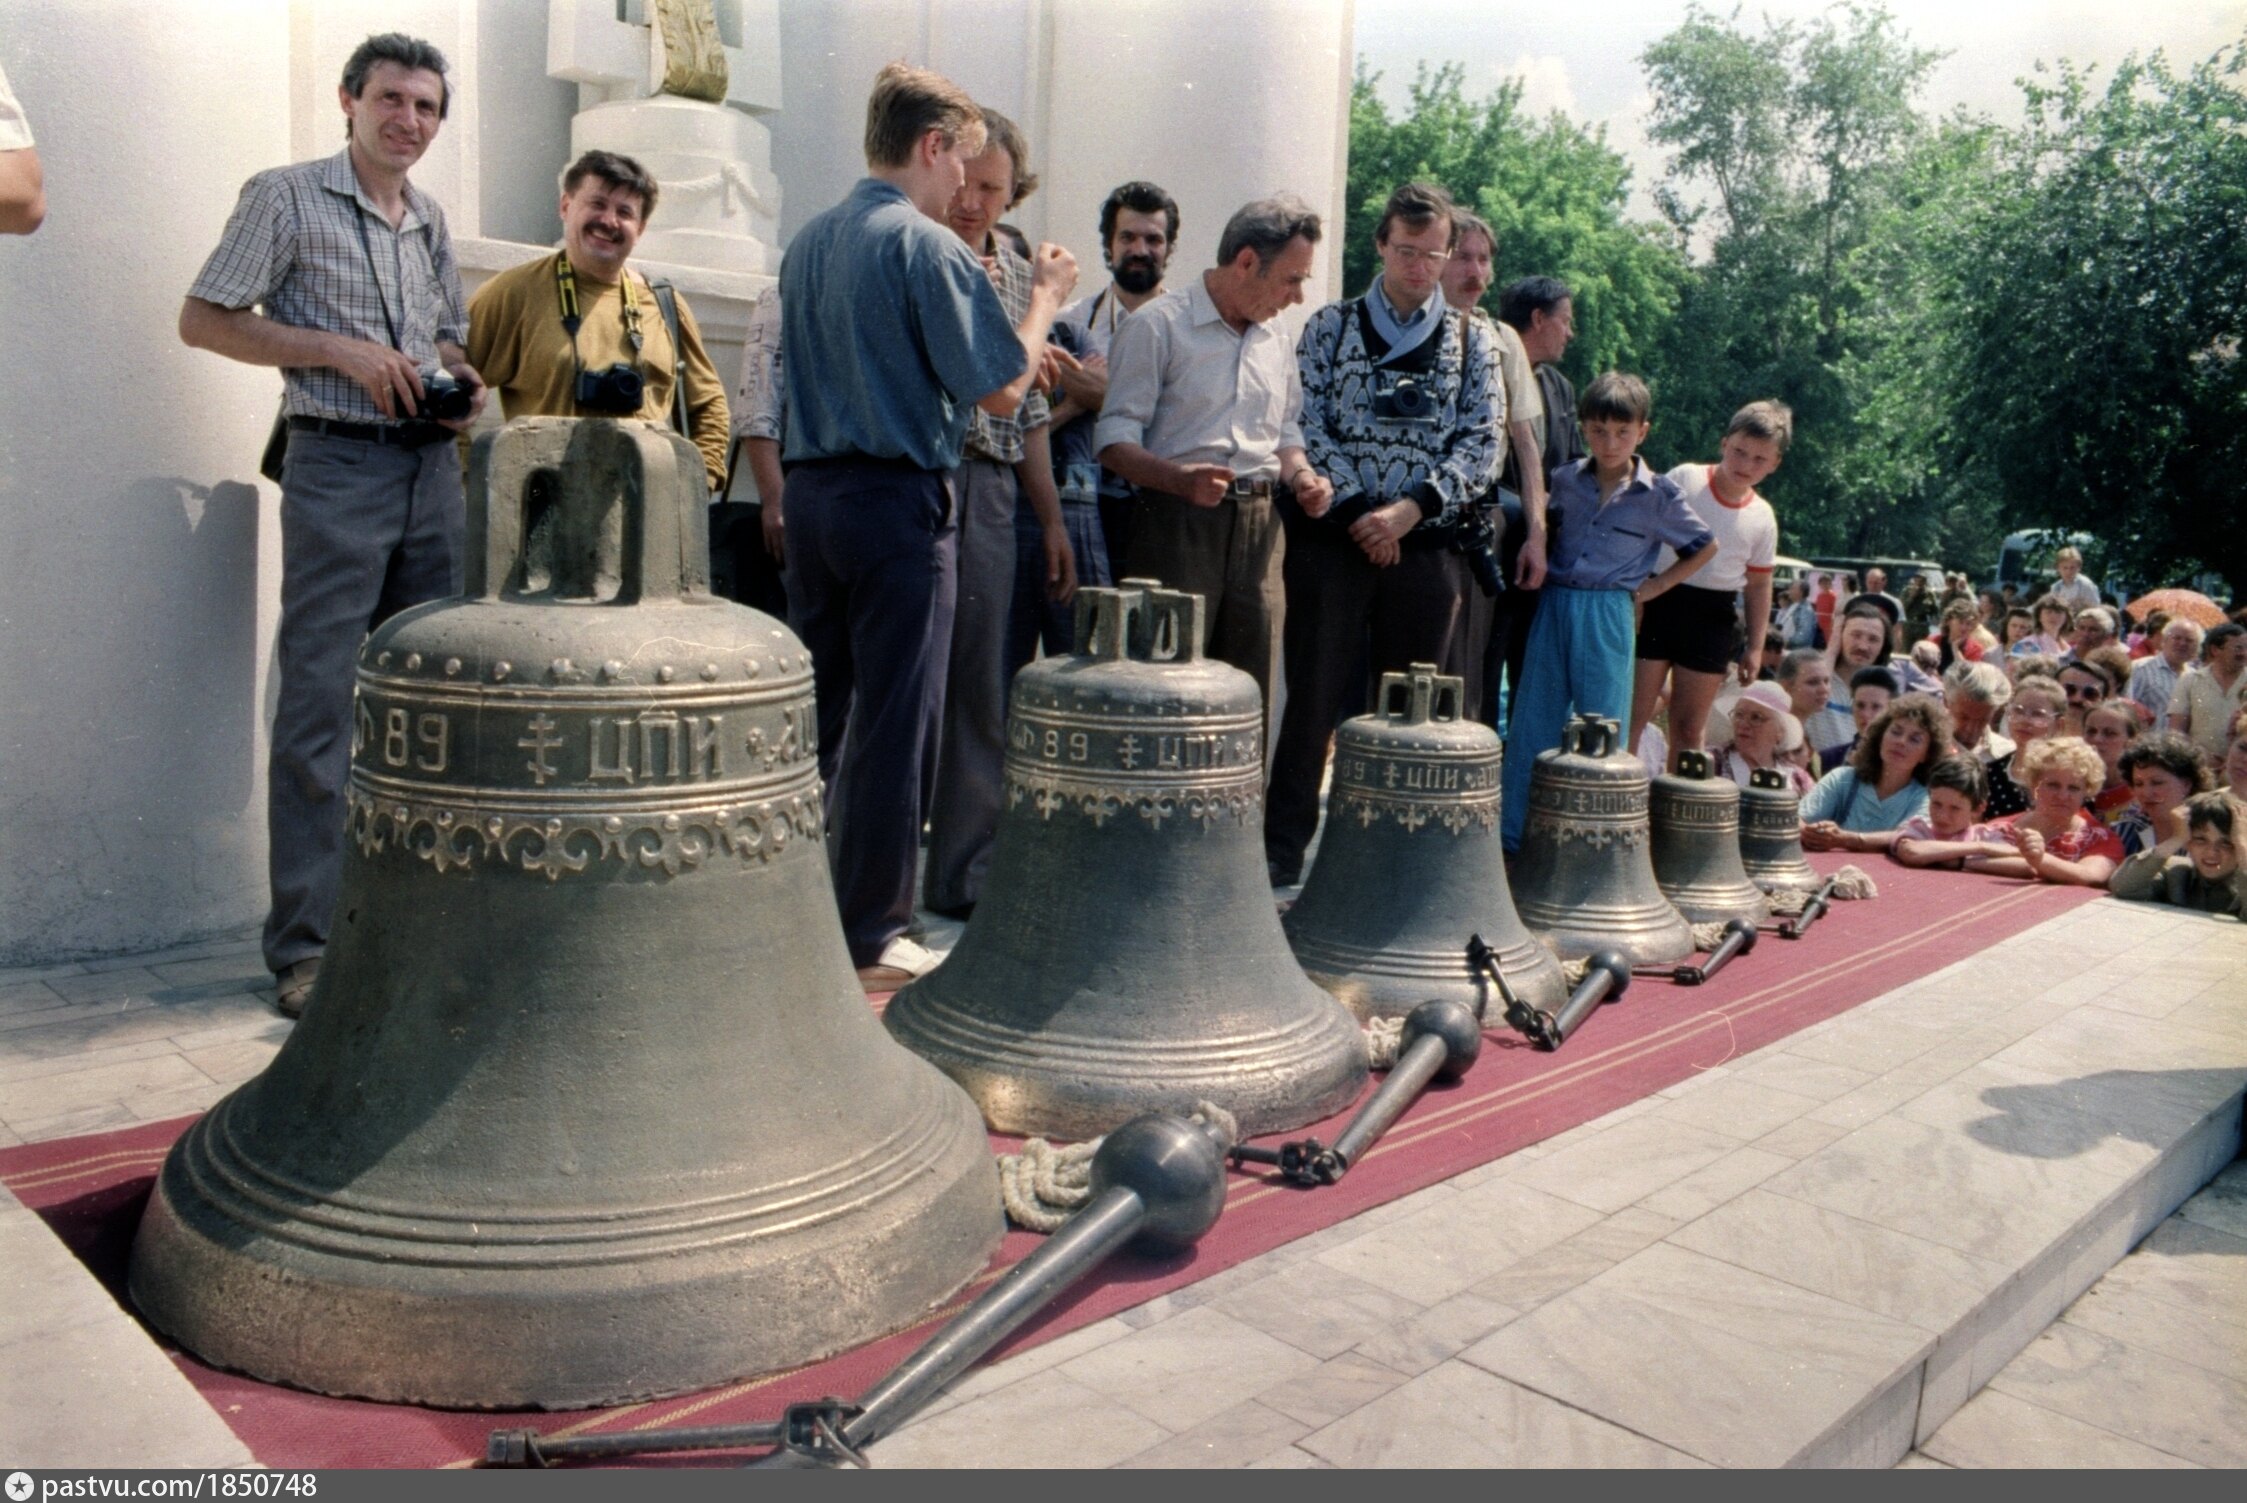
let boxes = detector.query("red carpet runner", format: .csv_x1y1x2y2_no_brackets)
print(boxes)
0,862,2099,1467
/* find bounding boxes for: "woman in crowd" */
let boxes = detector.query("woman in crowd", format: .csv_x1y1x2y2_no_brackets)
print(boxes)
2024,594,2073,657
2108,731,2213,857
2007,651,2061,687
2168,621,2247,762
2111,791,2242,916
1967,736,2124,888
2000,607,2036,653
1943,659,2015,769
1711,682,1816,794
1977,589,2007,632
1818,666,1895,773
1930,597,1997,672
1798,693,1952,853
1983,673,2068,819
2127,609,2169,659
2079,697,2142,826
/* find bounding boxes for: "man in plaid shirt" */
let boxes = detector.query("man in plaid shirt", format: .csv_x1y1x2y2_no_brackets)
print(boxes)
179,33,487,1018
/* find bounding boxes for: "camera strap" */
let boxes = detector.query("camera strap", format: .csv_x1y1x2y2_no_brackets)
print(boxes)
349,206,405,355
554,255,644,379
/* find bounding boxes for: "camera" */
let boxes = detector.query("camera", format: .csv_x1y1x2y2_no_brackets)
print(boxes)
1370,371,1437,425
574,363,646,415
416,367,475,423
1452,507,1507,599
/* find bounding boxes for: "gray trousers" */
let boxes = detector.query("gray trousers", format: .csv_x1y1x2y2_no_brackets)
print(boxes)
263,431,463,974
925,458,1020,913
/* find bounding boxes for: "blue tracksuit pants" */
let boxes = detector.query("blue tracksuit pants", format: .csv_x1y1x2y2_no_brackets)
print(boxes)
1500,585,1637,851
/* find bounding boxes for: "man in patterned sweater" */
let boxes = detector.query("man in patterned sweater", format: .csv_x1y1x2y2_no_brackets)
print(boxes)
1264,182,1503,885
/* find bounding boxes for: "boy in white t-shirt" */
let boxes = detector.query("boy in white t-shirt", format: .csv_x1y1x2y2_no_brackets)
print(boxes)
1628,400,1788,771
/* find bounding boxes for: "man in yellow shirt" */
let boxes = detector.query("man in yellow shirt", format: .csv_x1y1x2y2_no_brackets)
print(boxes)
466,150,729,488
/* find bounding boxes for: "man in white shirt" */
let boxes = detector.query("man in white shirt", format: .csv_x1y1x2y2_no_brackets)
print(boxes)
1095,195,1336,741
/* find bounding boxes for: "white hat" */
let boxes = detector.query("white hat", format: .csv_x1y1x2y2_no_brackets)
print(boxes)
1734,681,1804,753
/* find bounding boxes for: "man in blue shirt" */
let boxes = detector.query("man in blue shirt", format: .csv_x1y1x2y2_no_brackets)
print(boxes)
779,62,1076,988
1500,372,1717,850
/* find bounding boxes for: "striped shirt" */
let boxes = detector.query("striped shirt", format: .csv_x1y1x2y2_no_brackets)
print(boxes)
188,149,467,423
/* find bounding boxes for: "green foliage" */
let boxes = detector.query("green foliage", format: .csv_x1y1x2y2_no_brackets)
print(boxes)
1946,42,2247,589
1347,13,2244,593
1343,62,1685,383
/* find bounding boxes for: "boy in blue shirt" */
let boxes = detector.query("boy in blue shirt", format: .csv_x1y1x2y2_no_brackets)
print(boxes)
1501,373,1718,850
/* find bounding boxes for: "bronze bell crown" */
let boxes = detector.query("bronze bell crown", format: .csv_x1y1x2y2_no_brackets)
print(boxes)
1509,713,1695,965
1650,748,1770,925
883,580,1369,1140
1740,765,1822,890
128,417,1002,1410
1284,663,1566,1021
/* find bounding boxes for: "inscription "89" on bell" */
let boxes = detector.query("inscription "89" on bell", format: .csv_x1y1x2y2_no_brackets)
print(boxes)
355,702,451,773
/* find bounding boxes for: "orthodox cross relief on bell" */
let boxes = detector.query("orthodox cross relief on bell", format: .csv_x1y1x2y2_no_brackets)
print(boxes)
129,418,1002,1410
1285,663,1566,1021
884,580,1369,1140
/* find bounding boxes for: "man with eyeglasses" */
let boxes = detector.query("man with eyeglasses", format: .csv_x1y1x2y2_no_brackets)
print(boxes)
1263,182,1502,886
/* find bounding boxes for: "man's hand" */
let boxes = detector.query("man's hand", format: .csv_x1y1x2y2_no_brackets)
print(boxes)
1351,499,1420,551
437,361,488,433
1031,242,1079,302
330,337,428,421
1515,533,1547,590
1043,523,1078,604
1055,350,1108,410
1736,648,1758,687
1037,343,1068,392
1290,470,1335,519
761,495,784,563
1181,463,1236,508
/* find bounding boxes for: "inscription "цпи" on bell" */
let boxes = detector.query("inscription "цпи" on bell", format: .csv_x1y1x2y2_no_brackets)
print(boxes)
588,712,723,785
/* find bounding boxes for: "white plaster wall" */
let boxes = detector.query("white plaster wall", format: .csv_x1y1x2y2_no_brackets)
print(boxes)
0,0,1351,964
0,1,294,963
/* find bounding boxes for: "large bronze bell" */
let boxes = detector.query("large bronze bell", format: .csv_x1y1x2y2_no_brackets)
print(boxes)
884,581,1369,1140
1739,766,1821,890
1283,664,1566,1022
1650,750,1769,925
1510,714,1695,966
129,418,1002,1410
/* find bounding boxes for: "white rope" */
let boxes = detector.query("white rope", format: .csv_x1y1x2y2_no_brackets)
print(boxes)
1364,1014,1407,1070
1689,919,1733,952
996,1099,1240,1232
1765,863,1879,915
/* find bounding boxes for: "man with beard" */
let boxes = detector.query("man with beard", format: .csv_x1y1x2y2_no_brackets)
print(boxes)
1040,181,1179,571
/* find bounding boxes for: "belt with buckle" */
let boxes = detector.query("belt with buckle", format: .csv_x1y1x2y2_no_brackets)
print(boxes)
1223,477,1278,499
287,415,454,449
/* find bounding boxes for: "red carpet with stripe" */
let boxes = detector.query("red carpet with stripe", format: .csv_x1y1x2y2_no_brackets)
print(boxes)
0,859,2100,1467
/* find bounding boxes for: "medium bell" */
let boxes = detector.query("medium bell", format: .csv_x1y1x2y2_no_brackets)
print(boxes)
1283,664,1566,1021
1739,766,1821,890
128,418,1002,1410
1650,750,1769,925
884,581,1369,1140
1510,714,1694,966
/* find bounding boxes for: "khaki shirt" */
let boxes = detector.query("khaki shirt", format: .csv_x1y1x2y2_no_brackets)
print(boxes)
466,250,730,489
1469,309,1543,475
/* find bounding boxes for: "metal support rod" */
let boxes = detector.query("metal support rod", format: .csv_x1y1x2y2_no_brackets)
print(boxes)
488,1420,786,1467
1467,933,1541,1042
1230,998,1483,1186
1781,876,1841,939
751,1189,1150,1467
1672,918,1759,986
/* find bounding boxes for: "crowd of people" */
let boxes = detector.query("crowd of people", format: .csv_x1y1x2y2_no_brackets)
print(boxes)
174,39,2242,1015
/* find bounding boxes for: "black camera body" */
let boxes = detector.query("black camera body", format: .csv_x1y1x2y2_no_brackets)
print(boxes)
1370,371,1438,425
416,368,475,423
1452,506,1507,599
575,363,646,415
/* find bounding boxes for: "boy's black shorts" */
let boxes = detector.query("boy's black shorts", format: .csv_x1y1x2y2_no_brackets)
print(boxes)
1636,582,1740,674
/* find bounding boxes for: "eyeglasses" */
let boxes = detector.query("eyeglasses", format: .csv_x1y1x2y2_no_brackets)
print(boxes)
2010,705,2060,722
1387,245,1450,267
2061,684,2102,701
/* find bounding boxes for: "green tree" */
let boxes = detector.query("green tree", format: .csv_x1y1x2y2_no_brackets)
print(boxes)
1946,42,2247,589
1344,62,1684,384
1639,4,1941,554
